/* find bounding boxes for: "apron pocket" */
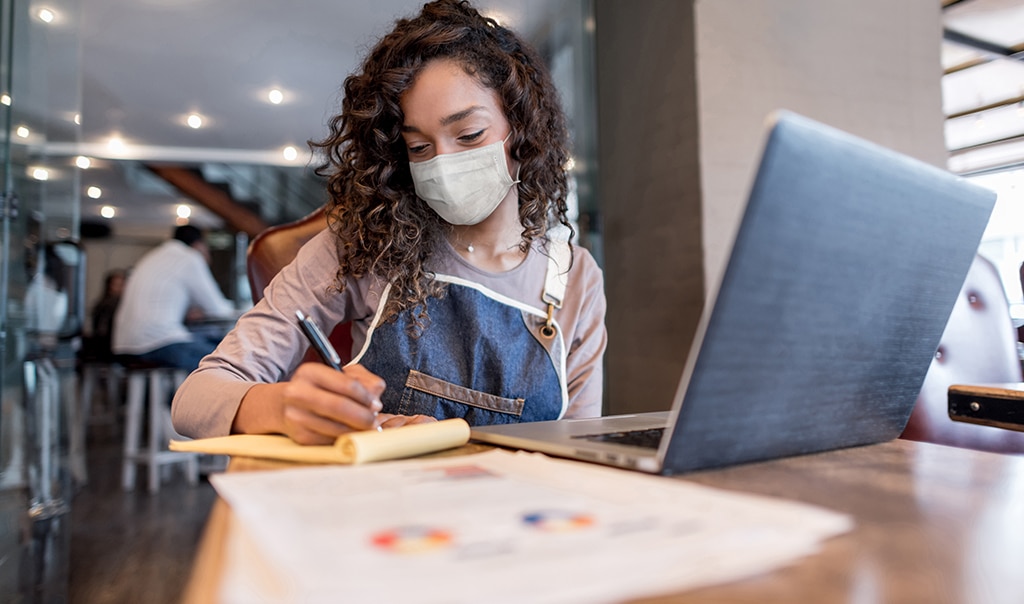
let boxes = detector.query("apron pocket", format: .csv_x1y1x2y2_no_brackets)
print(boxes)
402,369,525,417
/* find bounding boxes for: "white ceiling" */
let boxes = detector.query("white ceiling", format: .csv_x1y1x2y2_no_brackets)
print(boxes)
45,0,1024,236
78,0,559,158
941,0,1024,175
71,0,567,235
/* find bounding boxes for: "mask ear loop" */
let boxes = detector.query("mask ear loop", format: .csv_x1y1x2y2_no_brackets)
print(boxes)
504,131,522,185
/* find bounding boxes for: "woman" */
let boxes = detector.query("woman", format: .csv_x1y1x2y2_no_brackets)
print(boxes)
172,0,606,444
81,268,127,362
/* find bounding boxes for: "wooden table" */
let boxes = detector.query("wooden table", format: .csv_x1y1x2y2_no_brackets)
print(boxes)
182,439,1024,603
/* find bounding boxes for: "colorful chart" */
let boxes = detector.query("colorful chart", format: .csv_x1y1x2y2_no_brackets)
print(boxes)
437,464,495,480
370,526,454,554
522,510,596,533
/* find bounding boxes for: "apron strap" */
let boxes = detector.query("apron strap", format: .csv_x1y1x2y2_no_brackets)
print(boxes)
543,224,572,308
541,225,571,338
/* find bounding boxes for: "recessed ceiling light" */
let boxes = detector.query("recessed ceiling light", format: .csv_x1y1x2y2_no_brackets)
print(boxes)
187,113,203,129
177,204,192,219
16,126,29,138
73,113,80,125
1,94,10,106
87,186,102,199
268,89,284,105
100,205,116,219
31,168,49,181
37,8,55,23
108,136,126,152
282,145,298,161
75,156,91,169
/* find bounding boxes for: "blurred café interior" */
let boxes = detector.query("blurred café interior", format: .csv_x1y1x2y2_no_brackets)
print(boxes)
1,0,1024,601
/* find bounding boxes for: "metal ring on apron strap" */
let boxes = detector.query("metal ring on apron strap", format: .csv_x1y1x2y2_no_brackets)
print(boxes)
540,303,556,338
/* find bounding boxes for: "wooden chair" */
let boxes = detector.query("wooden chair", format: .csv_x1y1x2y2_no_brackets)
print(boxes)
901,254,1024,453
246,208,354,364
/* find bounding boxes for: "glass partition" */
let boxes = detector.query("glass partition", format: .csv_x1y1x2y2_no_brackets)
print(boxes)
1,0,82,598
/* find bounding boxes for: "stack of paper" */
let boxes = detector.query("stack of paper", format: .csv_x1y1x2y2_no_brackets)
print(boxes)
211,449,852,603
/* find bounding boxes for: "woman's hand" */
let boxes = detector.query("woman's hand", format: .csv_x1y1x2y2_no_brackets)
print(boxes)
233,363,438,444
276,363,385,444
234,363,382,445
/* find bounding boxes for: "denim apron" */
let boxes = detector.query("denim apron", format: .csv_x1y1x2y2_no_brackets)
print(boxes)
351,240,571,426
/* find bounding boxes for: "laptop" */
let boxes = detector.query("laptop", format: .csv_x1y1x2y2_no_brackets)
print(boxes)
471,111,997,475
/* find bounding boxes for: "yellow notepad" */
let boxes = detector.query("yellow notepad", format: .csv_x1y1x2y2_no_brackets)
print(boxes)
169,418,470,465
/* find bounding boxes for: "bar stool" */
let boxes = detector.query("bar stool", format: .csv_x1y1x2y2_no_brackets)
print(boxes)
79,361,124,427
68,359,125,487
119,358,199,493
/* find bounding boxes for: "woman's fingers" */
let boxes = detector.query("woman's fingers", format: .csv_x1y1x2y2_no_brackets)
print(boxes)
277,363,439,442
282,406,356,445
342,364,387,399
279,364,383,438
294,363,382,410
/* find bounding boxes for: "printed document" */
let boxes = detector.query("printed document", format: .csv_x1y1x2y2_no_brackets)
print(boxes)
211,449,851,603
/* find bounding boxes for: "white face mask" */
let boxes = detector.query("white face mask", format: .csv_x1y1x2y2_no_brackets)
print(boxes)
409,134,518,225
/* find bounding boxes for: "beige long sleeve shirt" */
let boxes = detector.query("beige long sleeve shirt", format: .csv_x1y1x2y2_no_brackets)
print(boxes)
172,229,607,439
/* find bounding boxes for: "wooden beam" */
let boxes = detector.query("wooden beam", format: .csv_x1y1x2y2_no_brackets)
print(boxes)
946,93,1024,120
144,164,269,237
944,28,1024,64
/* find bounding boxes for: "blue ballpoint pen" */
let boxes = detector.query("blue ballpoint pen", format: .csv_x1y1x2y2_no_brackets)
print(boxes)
295,310,343,371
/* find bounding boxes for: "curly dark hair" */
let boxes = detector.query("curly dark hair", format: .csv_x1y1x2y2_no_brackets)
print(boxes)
309,0,573,325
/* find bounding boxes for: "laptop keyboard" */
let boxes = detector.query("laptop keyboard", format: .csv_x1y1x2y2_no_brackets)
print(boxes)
574,427,665,449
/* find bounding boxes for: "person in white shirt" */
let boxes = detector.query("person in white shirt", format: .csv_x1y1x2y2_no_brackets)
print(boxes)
24,243,70,353
112,225,237,370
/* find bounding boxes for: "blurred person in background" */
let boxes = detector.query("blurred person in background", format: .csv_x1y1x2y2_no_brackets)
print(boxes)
113,225,237,371
24,243,70,349
80,268,127,362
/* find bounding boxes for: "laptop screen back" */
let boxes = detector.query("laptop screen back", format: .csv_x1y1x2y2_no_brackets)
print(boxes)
659,113,996,474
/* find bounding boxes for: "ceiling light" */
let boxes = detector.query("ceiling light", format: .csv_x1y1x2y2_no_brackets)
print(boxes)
73,113,81,125
1,94,10,106
37,8,55,23
187,113,203,129
100,206,116,219
268,89,284,105
108,136,126,152
87,186,102,199
16,126,29,138
176,204,192,219
75,156,91,169
282,146,298,161
31,168,49,181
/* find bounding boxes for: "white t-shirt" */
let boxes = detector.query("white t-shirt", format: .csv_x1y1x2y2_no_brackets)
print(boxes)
113,239,237,354
24,275,68,334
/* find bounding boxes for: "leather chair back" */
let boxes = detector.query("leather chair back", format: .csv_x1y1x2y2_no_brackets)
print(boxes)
901,254,1024,453
246,208,354,364
248,209,330,301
